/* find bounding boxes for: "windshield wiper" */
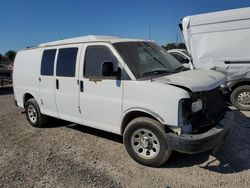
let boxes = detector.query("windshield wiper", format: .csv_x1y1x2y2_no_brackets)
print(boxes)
142,70,171,77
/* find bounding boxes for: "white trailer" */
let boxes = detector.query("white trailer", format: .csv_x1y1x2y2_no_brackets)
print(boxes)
181,7,250,110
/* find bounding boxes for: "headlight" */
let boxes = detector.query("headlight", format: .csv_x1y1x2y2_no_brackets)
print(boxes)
191,99,203,113
178,99,192,126
178,99,192,134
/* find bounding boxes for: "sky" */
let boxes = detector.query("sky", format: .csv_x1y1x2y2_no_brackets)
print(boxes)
1,0,250,54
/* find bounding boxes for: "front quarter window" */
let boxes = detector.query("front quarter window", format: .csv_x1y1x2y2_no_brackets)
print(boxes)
113,42,183,79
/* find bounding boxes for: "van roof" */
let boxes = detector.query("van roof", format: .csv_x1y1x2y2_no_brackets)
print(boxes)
38,35,148,47
183,7,250,26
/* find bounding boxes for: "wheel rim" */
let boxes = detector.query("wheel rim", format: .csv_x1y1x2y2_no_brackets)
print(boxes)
131,128,160,159
27,105,37,123
237,91,250,106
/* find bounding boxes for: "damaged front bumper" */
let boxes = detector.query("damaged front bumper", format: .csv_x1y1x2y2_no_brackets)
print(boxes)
166,111,233,154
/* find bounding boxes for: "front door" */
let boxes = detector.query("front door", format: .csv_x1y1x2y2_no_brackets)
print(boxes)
79,43,123,134
54,44,82,123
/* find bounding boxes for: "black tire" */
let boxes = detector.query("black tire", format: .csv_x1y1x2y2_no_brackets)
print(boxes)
230,85,250,111
123,117,172,167
25,98,48,127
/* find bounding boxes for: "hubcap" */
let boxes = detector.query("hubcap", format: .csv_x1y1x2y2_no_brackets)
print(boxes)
28,105,37,123
237,91,250,106
131,129,160,159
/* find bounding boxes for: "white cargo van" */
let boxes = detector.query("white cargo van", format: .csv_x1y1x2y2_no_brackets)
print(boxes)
181,7,250,111
13,35,230,167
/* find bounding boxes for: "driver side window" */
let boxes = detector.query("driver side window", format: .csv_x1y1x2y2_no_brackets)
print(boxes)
84,46,119,78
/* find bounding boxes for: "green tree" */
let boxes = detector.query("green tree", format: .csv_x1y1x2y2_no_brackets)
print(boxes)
176,43,186,49
162,43,186,51
0,53,8,62
5,50,16,62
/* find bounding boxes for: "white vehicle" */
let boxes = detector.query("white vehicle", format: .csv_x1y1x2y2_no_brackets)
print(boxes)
167,49,193,69
181,7,250,110
13,35,230,167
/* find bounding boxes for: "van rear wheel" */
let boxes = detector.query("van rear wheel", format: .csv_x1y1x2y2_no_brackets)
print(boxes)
123,117,172,167
230,85,250,111
25,98,48,127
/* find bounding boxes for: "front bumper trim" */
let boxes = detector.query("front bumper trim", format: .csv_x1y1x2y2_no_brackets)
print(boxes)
166,111,233,154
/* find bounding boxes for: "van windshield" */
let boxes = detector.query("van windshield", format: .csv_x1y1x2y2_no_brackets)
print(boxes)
113,42,183,79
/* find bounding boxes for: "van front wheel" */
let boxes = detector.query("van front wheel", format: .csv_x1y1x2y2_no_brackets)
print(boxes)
25,98,48,127
230,85,250,111
123,117,172,167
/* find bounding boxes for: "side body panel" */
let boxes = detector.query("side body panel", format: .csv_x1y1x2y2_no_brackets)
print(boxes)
13,49,42,108
122,81,190,127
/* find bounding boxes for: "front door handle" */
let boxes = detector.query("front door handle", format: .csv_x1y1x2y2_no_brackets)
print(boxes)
56,79,59,90
80,80,84,92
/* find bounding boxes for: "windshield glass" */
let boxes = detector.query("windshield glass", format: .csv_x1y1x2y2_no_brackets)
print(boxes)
113,42,183,79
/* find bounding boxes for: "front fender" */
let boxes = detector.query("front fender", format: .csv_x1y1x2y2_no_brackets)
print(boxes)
121,107,165,124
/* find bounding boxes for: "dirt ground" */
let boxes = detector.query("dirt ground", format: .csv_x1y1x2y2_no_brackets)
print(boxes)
0,87,250,188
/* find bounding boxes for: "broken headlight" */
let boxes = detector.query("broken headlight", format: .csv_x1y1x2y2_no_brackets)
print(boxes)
191,99,203,113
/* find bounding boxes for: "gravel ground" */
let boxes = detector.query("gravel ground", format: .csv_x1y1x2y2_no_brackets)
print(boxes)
0,87,250,188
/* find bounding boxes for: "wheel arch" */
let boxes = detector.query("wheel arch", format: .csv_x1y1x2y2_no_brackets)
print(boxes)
229,81,250,111
120,108,165,135
23,92,35,106
228,79,250,92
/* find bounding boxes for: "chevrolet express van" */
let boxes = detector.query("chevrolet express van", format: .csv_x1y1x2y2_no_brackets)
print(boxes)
181,7,250,111
13,35,230,167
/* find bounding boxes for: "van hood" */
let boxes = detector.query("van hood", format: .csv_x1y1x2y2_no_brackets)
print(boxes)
153,70,226,92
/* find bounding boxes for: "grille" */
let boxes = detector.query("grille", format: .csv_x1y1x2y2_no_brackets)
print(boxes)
191,87,226,133
203,88,225,119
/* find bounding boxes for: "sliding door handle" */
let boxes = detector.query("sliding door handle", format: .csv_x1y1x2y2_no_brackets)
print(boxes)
80,80,84,92
56,79,59,90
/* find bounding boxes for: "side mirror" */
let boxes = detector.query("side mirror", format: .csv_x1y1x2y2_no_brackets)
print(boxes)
101,62,121,78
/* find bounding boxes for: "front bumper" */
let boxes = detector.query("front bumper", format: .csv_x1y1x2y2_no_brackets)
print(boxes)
166,111,233,154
